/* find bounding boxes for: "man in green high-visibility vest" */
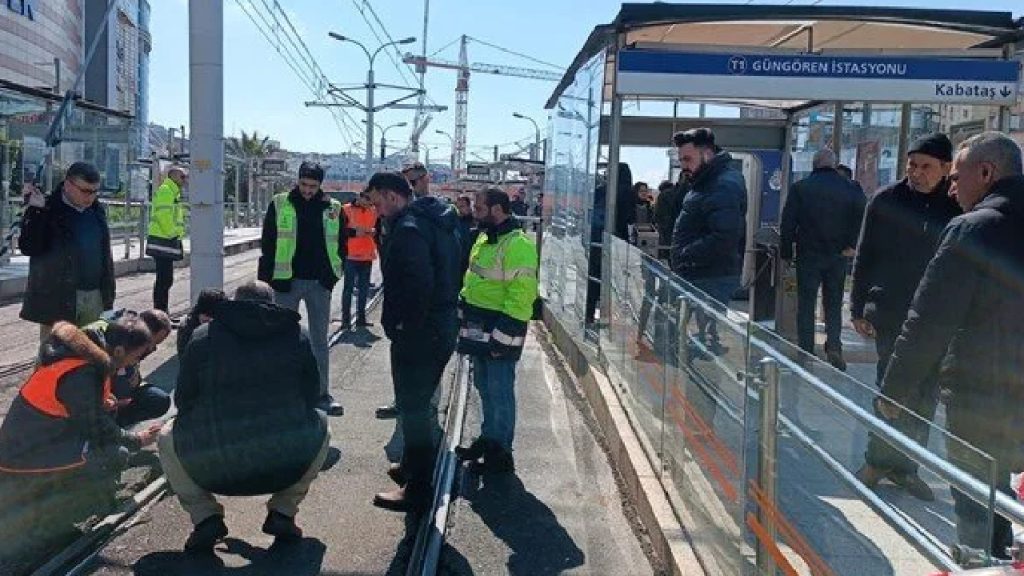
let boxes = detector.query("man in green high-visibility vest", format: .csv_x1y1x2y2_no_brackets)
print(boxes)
258,162,345,417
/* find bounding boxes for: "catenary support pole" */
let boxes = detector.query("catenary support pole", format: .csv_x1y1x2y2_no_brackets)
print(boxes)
188,0,224,299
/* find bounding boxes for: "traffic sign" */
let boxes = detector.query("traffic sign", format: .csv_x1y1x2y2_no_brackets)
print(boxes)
617,49,1020,105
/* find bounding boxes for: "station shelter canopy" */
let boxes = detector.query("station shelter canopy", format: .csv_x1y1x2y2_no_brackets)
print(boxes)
546,3,1024,112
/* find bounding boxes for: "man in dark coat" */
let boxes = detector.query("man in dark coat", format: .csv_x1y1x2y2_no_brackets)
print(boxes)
852,133,962,501
654,179,684,262
780,148,865,371
876,132,1024,558
670,128,747,352
365,172,461,513
158,281,330,553
19,162,116,342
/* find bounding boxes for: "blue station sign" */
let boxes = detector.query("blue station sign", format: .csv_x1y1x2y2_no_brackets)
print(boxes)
617,50,1020,105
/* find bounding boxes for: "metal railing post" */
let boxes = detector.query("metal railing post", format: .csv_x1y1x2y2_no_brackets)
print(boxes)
756,357,780,576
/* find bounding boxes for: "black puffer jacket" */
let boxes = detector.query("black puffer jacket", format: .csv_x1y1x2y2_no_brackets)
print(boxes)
670,152,747,279
881,175,1024,470
19,191,115,325
780,167,865,260
850,178,961,332
654,180,686,260
381,196,462,357
173,299,326,496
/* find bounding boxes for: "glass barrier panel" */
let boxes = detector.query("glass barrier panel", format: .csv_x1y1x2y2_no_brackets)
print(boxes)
746,322,999,575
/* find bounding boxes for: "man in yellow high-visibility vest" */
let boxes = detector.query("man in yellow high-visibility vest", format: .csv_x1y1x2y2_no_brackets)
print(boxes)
258,162,345,416
454,188,538,474
148,167,187,312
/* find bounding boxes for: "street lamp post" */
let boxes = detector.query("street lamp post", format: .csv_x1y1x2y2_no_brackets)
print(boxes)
513,112,541,161
329,32,415,177
436,129,455,174
364,120,408,166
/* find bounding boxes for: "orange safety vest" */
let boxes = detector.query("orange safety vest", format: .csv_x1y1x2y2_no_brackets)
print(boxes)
343,204,378,262
20,358,113,418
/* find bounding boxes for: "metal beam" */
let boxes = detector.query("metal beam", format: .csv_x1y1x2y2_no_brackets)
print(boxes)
598,116,787,149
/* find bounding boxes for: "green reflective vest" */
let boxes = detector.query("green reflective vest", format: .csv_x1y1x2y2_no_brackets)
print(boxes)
148,177,185,239
461,227,539,323
271,193,343,281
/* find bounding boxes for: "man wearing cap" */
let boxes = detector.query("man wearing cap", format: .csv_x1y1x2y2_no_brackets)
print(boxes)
403,162,431,198
851,132,961,501
258,161,345,417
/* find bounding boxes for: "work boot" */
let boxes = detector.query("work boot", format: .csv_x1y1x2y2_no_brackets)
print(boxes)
826,348,847,372
318,397,344,417
387,462,407,486
372,486,430,513
855,463,890,489
184,514,228,554
889,471,935,502
454,437,488,462
262,510,303,542
471,443,515,475
375,404,399,420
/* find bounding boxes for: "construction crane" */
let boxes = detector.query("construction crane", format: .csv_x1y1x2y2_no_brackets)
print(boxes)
403,35,562,177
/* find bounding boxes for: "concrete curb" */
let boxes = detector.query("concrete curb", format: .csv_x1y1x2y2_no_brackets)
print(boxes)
541,304,706,576
0,237,261,304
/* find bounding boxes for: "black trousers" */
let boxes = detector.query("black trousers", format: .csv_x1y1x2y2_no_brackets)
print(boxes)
115,385,171,428
153,257,174,312
864,322,941,476
390,335,454,497
795,254,847,354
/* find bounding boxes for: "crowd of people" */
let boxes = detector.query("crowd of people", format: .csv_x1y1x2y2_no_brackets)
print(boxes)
0,157,540,559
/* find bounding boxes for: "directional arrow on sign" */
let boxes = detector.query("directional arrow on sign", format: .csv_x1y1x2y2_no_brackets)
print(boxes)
1001,86,1013,98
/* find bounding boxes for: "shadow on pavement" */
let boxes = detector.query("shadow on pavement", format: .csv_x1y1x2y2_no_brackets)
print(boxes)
131,536,326,575
459,471,585,575
329,328,382,350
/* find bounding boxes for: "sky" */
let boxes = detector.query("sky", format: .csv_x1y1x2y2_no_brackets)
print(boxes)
148,0,1023,185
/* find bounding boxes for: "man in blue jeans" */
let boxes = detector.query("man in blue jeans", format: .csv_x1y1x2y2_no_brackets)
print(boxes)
455,189,539,473
340,192,378,329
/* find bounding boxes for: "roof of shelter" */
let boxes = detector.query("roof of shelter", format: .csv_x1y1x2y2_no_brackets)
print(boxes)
545,4,1024,110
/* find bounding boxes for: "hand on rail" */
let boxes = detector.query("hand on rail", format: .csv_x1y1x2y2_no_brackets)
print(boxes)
852,318,875,339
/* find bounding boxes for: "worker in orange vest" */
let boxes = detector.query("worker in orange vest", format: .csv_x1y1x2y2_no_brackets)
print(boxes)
340,191,378,329
0,316,161,560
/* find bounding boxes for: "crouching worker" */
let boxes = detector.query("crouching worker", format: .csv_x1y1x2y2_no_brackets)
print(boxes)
158,281,330,553
0,316,160,561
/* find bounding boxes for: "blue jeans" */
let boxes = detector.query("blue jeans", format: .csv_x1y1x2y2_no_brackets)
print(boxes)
341,259,372,324
472,355,518,452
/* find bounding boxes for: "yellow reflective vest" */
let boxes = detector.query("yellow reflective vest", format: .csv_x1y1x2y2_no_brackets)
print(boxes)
458,220,538,358
271,192,343,281
148,177,185,239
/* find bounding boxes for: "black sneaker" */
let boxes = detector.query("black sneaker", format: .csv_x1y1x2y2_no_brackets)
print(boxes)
262,510,302,542
826,349,847,372
375,404,399,420
454,437,488,462
356,319,374,327
339,320,352,331
184,514,228,553
318,398,344,417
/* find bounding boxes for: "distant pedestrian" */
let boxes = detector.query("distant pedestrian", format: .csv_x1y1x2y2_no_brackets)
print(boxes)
258,161,345,417
509,190,529,217
670,128,747,355
780,148,865,370
158,281,331,552
585,163,632,325
340,192,378,329
653,179,684,262
875,132,1024,558
19,162,115,343
455,194,479,276
147,167,187,312
455,188,539,473
633,182,654,225
365,172,461,513
176,288,227,355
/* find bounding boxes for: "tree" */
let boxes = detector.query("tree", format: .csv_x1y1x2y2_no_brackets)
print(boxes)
226,130,276,203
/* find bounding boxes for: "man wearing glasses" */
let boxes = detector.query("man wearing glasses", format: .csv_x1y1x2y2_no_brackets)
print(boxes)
19,162,116,345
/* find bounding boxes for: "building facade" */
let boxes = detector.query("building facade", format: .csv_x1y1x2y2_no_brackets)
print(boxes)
0,0,83,92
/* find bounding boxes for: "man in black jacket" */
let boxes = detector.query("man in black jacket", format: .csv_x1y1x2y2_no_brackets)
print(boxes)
852,133,961,501
19,162,116,343
258,161,345,416
670,128,747,352
780,149,865,370
158,281,330,553
365,172,461,513
876,132,1024,558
